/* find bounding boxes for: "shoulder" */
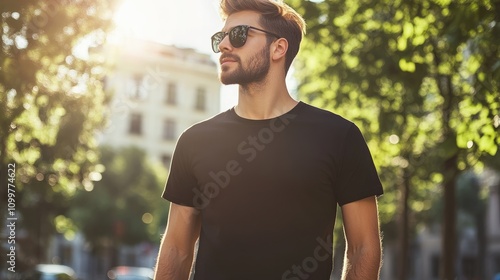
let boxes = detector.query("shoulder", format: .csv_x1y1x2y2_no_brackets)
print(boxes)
178,109,233,141
298,102,357,131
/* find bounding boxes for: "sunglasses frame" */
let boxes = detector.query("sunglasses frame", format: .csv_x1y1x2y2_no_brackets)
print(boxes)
211,25,280,53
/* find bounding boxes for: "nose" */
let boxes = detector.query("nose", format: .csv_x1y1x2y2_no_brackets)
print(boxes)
218,33,232,53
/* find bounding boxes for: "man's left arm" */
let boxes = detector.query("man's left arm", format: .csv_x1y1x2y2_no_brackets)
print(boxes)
340,195,382,280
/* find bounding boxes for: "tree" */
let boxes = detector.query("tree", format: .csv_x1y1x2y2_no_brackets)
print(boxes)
68,146,167,267
1,0,118,269
456,171,487,279
289,0,499,278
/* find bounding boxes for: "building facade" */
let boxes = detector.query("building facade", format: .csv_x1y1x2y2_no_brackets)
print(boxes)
42,41,221,279
380,170,500,280
99,40,221,168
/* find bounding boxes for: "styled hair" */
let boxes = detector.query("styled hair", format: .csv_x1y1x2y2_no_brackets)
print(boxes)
219,0,306,73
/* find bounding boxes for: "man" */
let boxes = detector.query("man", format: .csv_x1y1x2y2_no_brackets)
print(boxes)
154,0,383,279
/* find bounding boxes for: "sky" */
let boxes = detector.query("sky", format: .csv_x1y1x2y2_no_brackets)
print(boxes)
112,0,238,110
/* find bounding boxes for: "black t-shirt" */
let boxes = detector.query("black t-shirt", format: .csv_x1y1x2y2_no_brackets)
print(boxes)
162,101,383,280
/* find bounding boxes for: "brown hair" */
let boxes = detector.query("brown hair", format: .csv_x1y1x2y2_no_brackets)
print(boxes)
219,0,306,73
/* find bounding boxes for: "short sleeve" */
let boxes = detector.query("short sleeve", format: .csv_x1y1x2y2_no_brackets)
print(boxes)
162,132,199,207
335,123,383,206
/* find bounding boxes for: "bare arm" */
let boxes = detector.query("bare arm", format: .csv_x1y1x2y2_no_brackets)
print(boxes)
154,203,201,280
340,196,382,280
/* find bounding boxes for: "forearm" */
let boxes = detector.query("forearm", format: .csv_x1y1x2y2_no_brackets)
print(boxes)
154,242,195,280
340,196,382,280
341,244,381,280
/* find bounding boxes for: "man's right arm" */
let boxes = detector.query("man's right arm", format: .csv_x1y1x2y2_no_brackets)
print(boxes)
154,203,201,280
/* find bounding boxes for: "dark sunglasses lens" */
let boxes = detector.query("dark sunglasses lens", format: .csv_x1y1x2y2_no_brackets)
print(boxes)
229,25,248,48
210,26,249,53
211,32,225,53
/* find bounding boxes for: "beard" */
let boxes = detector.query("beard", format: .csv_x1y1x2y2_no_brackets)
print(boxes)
219,45,271,86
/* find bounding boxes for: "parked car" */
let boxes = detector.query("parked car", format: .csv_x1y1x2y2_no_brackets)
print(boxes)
107,266,154,280
23,264,77,280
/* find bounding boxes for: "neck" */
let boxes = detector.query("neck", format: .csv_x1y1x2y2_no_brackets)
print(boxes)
235,76,298,120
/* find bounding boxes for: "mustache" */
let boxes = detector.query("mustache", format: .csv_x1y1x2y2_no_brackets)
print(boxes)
220,54,240,63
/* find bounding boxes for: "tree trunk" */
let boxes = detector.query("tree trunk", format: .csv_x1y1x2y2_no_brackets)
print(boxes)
434,68,459,280
441,152,459,280
398,167,411,280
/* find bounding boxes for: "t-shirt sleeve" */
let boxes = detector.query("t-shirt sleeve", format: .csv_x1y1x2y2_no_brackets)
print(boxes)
335,123,383,206
162,132,199,207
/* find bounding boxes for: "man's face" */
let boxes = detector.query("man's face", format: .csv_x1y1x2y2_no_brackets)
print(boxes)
217,11,272,86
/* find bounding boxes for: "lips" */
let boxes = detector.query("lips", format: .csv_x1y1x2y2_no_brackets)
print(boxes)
220,55,238,66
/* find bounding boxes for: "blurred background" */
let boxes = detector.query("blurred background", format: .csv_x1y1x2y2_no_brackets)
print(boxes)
0,0,499,279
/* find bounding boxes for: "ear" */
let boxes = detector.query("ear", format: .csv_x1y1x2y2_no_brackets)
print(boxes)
271,38,288,62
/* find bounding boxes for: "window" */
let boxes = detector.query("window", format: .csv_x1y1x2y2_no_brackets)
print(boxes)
165,82,177,105
129,74,147,100
194,87,206,111
162,119,176,140
129,113,142,135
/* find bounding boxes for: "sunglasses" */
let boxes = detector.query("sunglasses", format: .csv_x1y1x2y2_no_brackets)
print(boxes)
211,25,280,53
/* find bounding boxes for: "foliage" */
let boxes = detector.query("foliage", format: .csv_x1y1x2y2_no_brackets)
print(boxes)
69,146,167,252
289,0,499,278
0,0,118,266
